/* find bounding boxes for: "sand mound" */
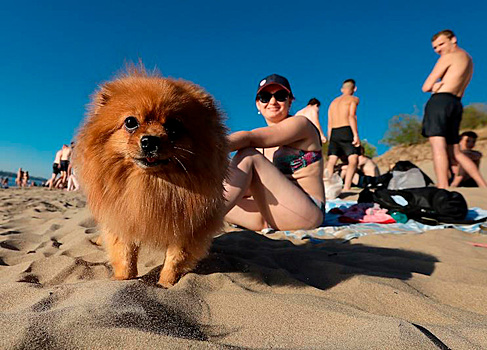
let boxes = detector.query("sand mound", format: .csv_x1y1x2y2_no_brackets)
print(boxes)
1,187,487,348
374,127,487,169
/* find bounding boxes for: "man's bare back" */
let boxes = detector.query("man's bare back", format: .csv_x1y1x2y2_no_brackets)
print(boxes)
54,150,62,164
296,98,326,143
328,95,360,128
326,79,360,191
61,145,72,161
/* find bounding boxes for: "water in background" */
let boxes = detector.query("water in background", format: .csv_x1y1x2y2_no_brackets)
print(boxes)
1,177,44,188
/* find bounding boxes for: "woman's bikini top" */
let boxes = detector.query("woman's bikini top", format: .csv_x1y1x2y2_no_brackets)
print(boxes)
273,147,322,175
271,120,323,175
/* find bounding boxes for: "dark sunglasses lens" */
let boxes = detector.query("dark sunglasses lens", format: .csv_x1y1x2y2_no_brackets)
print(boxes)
258,92,272,103
274,90,289,102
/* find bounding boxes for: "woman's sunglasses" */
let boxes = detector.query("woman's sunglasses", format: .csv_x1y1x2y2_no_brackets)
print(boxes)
257,90,290,103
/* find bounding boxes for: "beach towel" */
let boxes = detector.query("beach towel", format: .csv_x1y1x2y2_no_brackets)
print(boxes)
262,199,487,242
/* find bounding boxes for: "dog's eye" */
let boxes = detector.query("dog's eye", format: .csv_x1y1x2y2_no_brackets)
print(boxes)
164,118,184,141
124,116,139,131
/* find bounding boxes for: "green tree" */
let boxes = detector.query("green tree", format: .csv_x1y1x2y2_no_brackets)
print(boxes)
460,103,487,130
361,140,377,158
380,114,425,147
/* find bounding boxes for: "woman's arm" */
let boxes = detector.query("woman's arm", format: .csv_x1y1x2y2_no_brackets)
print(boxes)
228,116,316,152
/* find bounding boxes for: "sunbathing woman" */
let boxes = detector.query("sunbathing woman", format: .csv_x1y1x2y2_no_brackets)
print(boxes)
224,74,325,231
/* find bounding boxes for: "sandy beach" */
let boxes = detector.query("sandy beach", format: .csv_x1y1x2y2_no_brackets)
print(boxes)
1,185,487,349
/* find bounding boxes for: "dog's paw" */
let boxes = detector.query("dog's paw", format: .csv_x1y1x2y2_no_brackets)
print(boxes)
158,272,179,288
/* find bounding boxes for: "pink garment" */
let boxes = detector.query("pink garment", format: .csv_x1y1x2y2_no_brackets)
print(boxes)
362,204,396,223
338,203,396,224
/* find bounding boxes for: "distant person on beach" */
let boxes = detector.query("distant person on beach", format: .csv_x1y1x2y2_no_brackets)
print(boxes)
48,148,62,189
21,171,29,188
66,142,79,191
59,144,72,186
296,98,327,143
325,79,360,191
1,177,8,189
451,131,483,187
223,74,325,231
339,146,380,184
422,29,487,188
15,168,23,187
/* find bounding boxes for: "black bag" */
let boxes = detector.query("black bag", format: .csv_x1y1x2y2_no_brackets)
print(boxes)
356,161,432,189
358,187,484,225
391,161,434,186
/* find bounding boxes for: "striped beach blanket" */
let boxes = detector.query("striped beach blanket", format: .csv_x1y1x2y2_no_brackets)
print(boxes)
262,199,487,242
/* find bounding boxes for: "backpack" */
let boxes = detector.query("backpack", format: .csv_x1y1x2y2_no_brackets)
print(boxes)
358,187,485,225
388,168,428,190
357,161,433,190
390,161,434,187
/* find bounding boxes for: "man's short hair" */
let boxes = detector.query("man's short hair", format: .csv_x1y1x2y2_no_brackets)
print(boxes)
432,29,455,42
343,79,356,88
460,131,478,139
307,98,320,107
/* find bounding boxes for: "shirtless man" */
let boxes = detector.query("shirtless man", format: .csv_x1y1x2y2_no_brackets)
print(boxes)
450,131,483,187
47,148,62,189
59,144,72,186
296,98,327,143
422,29,487,188
325,79,360,190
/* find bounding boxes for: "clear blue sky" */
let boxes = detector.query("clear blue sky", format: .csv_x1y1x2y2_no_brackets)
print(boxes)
1,0,486,179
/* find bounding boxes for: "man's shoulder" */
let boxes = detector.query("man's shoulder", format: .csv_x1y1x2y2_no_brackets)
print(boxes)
343,95,359,103
295,107,305,115
463,149,482,159
448,48,471,63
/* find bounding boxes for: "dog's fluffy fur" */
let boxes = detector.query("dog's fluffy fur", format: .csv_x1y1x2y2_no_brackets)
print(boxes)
74,65,228,287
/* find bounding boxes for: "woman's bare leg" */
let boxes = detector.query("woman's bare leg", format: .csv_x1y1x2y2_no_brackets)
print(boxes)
224,148,323,231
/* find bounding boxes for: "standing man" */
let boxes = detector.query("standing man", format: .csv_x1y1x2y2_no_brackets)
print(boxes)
422,29,486,188
47,148,62,189
59,144,73,187
325,79,360,191
296,98,327,144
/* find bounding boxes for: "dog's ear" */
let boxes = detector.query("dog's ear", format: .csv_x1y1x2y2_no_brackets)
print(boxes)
95,84,112,107
90,83,113,116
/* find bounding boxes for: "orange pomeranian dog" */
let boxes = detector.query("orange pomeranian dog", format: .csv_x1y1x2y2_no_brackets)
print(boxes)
73,65,228,287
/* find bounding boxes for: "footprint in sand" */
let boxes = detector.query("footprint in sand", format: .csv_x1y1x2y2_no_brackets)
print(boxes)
79,217,96,228
84,228,98,234
1,230,21,236
0,240,21,251
18,274,40,285
49,224,61,232
50,238,62,248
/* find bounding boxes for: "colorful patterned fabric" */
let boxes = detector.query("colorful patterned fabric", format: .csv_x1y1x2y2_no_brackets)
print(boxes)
274,150,322,175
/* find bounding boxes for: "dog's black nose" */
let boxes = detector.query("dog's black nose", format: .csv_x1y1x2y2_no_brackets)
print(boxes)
140,136,160,153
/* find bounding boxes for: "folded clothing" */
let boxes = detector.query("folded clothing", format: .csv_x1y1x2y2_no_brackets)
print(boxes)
334,203,396,224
